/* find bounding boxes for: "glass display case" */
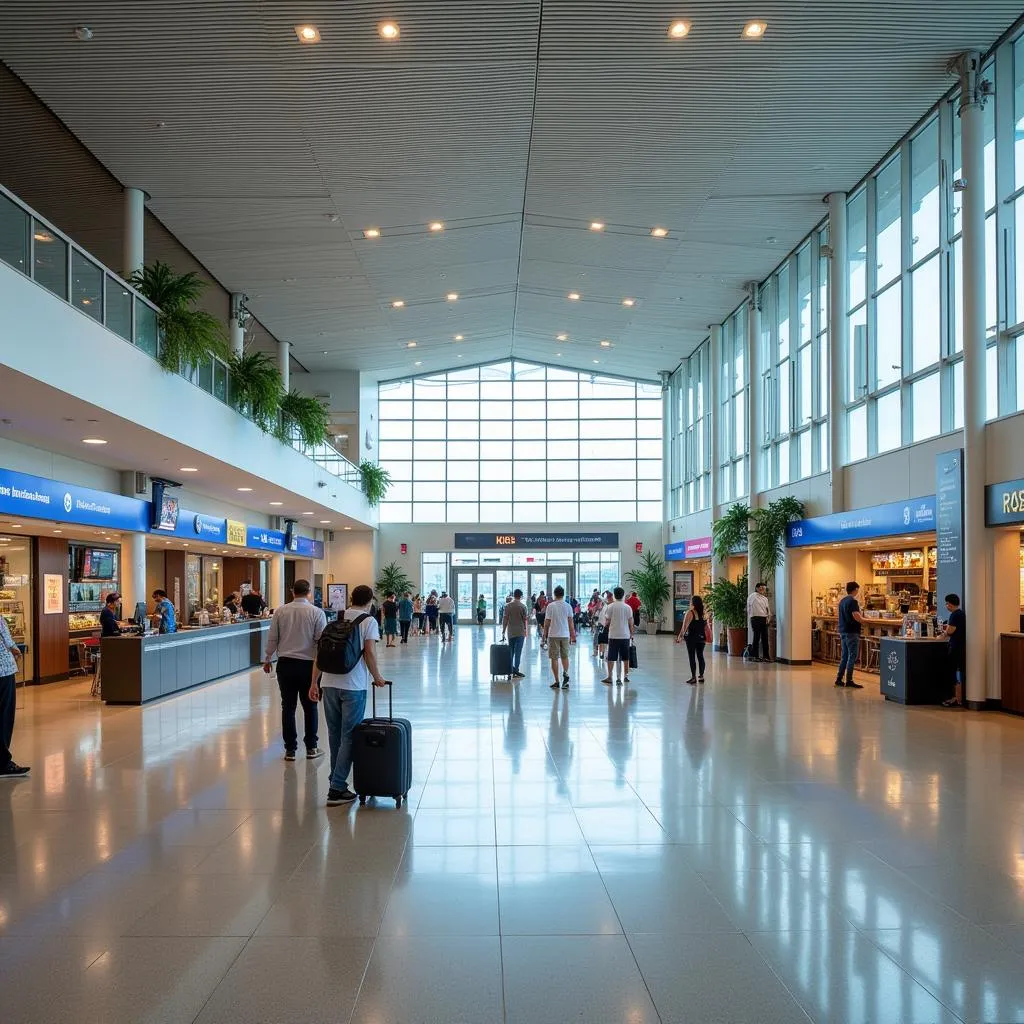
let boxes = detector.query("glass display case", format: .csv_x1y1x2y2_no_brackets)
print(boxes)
0,542,33,683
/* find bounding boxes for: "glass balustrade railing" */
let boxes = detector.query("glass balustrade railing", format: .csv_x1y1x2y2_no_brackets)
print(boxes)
0,185,364,491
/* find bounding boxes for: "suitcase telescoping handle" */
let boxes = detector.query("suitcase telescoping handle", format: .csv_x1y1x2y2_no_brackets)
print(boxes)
371,680,395,720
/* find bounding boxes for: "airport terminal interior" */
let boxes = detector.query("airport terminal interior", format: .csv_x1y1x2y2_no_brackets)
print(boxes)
3,3,1024,1022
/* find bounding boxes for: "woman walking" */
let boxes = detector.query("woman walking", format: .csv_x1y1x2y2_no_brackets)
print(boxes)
675,595,708,684
425,591,439,637
412,594,424,636
382,592,399,648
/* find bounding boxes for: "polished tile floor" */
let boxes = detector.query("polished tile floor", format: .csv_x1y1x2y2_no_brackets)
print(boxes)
3,626,1024,1023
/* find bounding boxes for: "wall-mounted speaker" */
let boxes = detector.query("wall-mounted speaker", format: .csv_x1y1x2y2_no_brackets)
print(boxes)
328,530,335,543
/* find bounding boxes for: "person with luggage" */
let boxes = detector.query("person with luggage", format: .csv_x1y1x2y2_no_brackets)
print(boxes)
534,591,548,647
310,584,387,806
675,594,708,684
425,591,439,636
502,589,528,678
437,591,456,641
543,585,576,689
381,592,399,648
263,579,327,761
398,592,414,644
601,587,634,686
476,594,487,626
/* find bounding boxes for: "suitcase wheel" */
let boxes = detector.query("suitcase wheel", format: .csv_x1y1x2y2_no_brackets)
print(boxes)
395,796,402,807
358,795,366,806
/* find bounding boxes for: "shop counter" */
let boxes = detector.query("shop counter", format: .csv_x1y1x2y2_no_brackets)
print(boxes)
1000,633,1024,714
879,637,950,705
101,619,271,705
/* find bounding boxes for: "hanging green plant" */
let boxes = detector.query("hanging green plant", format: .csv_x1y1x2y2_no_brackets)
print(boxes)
227,351,283,431
749,496,806,586
712,501,751,564
278,390,330,448
129,261,228,374
360,460,391,506
624,551,671,630
376,561,413,597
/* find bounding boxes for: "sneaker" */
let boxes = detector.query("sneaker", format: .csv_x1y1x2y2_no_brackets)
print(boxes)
306,748,325,760
616,678,624,686
846,681,864,689
685,678,697,685
834,678,845,687
0,762,30,778
561,680,569,689
550,681,560,689
326,787,357,806
624,675,631,684
512,671,525,678
284,751,297,762
601,677,613,685
562,672,570,684
697,676,705,683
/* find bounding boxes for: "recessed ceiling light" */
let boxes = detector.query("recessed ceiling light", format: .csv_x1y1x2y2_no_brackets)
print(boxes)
81,437,107,445
429,221,444,232
378,21,400,40
10,524,21,529
668,20,691,38
457,354,464,359
592,359,600,364
237,487,253,492
33,231,53,243
179,467,198,472
651,227,668,237
743,20,767,38
320,520,332,524
53,529,62,534
568,292,580,301
454,334,464,341
363,227,380,239
295,24,321,43
600,340,612,348
557,333,568,341
590,221,605,232
622,298,635,307
406,340,417,348
446,292,458,301
302,511,315,515
81,298,92,305
392,299,405,308
269,501,283,506
182,543,189,547
555,352,562,357
343,526,352,531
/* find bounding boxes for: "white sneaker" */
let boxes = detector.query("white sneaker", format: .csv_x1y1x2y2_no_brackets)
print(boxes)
306,748,325,760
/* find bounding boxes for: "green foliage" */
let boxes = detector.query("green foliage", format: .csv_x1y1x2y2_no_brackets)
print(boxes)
624,551,671,625
228,351,283,431
130,261,228,373
703,571,749,629
712,502,750,563
376,561,413,598
750,496,806,586
360,461,391,507
279,390,330,448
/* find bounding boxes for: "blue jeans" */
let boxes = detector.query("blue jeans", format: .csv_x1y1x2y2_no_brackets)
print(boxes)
508,635,525,671
837,633,859,682
321,687,367,791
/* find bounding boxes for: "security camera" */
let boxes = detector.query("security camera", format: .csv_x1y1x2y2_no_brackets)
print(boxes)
952,178,968,193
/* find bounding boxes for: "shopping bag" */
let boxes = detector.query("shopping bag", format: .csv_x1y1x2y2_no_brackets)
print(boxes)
704,619,713,644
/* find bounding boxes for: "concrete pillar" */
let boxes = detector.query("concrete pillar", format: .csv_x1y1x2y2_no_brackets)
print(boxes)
776,548,812,664
708,324,724,584
278,340,291,392
268,554,285,610
746,284,762,595
826,191,848,512
123,187,146,278
230,293,246,358
121,532,147,620
955,53,988,708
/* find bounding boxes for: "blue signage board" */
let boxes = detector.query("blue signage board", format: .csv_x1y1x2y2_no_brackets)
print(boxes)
665,541,686,559
295,536,325,559
155,509,229,544
935,450,964,603
786,496,937,547
0,467,149,532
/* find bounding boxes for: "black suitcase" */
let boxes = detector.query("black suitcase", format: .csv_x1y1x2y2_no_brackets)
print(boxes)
352,683,412,807
490,642,513,681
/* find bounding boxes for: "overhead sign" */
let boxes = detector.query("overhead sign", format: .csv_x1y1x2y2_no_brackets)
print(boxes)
453,532,618,549
985,477,1024,526
227,520,247,546
786,496,937,547
935,449,964,603
665,536,713,560
0,467,149,532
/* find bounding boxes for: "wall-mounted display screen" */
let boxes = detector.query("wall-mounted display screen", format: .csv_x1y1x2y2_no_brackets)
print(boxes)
82,548,115,580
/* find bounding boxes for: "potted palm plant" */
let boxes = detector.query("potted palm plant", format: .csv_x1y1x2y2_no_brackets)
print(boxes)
704,571,749,656
749,496,806,588
625,551,671,634
376,561,413,598
712,501,750,564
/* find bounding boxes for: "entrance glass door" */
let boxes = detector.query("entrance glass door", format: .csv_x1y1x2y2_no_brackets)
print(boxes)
527,570,575,607
454,570,496,623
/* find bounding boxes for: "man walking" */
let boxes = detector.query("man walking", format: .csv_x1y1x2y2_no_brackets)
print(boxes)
312,584,387,805
503,589,529,678
746,582,771,662
437,591,456,642
601,586,634,686
263,579,327,761
835,581,865,689
398,591,414,644
543,585,576,689
534,591,548,645
626,590,642,629
0,604,29,778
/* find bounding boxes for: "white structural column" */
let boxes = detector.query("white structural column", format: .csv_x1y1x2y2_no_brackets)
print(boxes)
956,53,988,707
278,340,291,392
268,554,286,610
708,324,724,583
121,532,147,620
123,187,146,278
775,548,811,663
230,293,246,357
827,192,848,513
746,283,762,590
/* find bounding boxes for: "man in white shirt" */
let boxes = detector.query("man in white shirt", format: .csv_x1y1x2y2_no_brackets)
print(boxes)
601,586,635,686
746,582,771,663
263,579,327,761
311,584,387,806
542,585,576,689
437,591,456,642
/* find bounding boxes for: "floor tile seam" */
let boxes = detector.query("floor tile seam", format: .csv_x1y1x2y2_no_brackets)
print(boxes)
186,933,251,1024
730,931,816,1024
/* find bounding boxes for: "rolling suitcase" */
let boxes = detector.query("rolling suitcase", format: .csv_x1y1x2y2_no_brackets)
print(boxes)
490,642,513,681
352,682,412,807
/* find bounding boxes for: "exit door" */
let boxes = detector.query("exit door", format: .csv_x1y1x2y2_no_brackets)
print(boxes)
453,570,496,623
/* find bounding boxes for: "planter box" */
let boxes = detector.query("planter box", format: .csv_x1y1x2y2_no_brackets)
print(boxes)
726,627,747,656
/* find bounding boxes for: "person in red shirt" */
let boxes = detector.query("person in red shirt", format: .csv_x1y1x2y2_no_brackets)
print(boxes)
626,590,642,629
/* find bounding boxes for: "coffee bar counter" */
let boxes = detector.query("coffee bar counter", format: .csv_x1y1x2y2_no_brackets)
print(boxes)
101,619,271,705
1001,633,1024,714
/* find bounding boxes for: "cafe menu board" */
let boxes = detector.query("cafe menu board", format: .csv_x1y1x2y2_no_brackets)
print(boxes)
935,449,964,606
673,570,694,626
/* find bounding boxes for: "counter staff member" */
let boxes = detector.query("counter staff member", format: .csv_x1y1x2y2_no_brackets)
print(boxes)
150,590,177,634
941,593,966,708
100,592,122,637
241,585,267,617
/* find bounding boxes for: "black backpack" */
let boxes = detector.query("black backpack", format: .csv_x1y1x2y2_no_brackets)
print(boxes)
317,613,371,675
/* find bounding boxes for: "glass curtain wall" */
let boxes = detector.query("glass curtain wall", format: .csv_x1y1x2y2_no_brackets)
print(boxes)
719,305,749,502
668,342,710,518
378,361,662,524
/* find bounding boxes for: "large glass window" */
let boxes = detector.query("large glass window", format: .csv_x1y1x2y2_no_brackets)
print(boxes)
379,361,662,524
875,157,902,289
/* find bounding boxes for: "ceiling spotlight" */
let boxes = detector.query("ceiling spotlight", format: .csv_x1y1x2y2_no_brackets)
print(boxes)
237,487,253,492
344,526,352,531
592,359,600,364
590,221,605,232
556,352,562,356
429,221,444,232
568,292,580,301
81,438,107,445
414,360,422,366
392,299,405,308
407,340,417,348
622,298,635,307
363,227,380,239
302,512,315,515
556,333,568,341
295,24,321,43
651,227,668,237
668,20,690,38
454,334,464,341
446,292,459,301
600,340,612,347
179,467,198,472
378,21,400,40
269,501,283,506
743,20,767,38
33,231,54,242
53,529,63,534
319,520,332,524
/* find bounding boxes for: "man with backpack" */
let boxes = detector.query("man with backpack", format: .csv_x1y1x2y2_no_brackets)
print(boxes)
263,579,327,762
311,584,387,806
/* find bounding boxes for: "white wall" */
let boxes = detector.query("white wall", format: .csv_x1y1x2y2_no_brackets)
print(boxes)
986,412,1024,484
760,472,831,516
0,436,121,492
324,529,377,590
845,434,963,507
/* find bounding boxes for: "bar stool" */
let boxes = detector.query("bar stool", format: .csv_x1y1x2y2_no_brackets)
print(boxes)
864,638,880,673
90,649,102,698
70,641,90,677
827,632,842,662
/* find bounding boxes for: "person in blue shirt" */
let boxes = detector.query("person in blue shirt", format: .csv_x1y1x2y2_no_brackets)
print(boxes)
941,593,966,708
100,592,122,637
150,589,177,634
397,591,414,644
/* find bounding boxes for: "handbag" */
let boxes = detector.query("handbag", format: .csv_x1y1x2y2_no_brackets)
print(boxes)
628,641,638,669
704,618,713,644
